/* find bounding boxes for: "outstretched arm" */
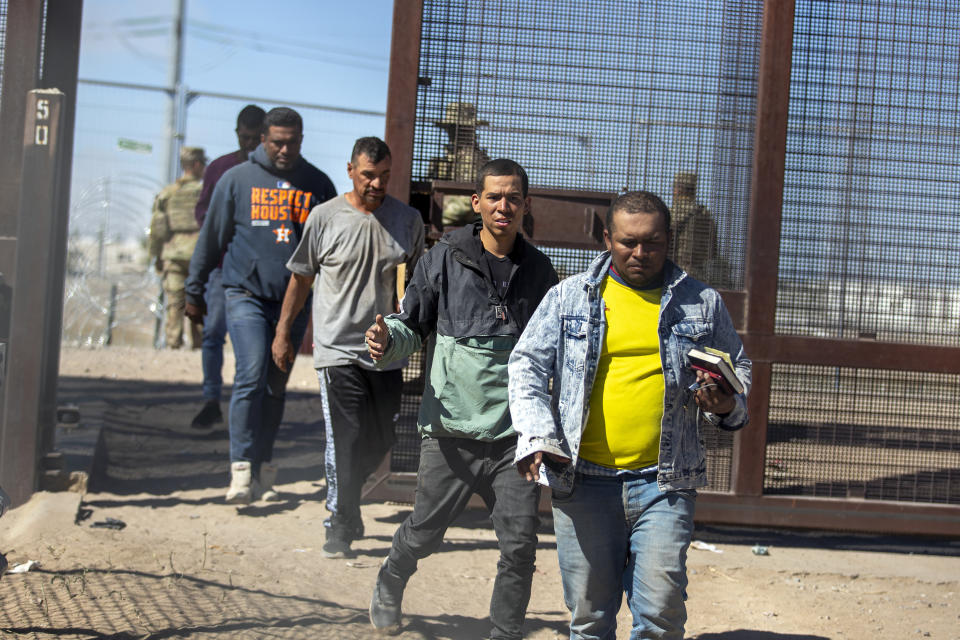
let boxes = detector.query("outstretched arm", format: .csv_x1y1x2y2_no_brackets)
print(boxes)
373,250,440,366
365,314,390,361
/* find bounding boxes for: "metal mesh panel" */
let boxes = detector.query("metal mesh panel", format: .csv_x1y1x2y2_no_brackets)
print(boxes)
702,423,733,493
777,0,960,346
0,0,7,102
392,348,426,472
414,0,762,289
766,363,960,504
538,245,601,281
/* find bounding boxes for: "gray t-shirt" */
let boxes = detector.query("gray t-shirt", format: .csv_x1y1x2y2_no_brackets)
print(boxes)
287,194,425,370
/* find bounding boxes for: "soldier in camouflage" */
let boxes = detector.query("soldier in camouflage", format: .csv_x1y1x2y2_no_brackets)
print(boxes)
670,171,729,286
428,102,490,227
149,146,206,349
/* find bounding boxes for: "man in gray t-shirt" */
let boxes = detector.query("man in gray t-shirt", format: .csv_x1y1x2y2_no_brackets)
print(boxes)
272,136,424,558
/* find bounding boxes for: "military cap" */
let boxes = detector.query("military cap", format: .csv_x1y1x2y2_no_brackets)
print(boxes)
673,171,698,192
180,146,207,165
435,102,489,128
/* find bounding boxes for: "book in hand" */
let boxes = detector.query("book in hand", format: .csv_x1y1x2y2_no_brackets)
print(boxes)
688,347,744,395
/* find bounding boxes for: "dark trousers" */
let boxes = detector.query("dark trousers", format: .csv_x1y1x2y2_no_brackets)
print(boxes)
386,436,541,640
318,365,402,538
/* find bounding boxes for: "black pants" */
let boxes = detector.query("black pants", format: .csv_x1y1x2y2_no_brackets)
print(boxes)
386,436,541,640
318,365,402,539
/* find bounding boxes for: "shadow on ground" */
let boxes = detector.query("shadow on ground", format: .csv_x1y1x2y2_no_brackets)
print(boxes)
57,374,562,571
58,375,561,543
59,376,326,498
693,522,960,557
693,633,830,640
1,567,566,640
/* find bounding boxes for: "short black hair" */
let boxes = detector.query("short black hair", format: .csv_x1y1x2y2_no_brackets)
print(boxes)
351,136,391,164
606,190,671,233
236,105,266,131
263,107,303,132
476,158,529,197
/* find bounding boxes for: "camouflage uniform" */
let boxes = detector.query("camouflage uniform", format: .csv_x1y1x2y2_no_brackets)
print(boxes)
149,173,203,349
670,172,731,287
427,103,490,227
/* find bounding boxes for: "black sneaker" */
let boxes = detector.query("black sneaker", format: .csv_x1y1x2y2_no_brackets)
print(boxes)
190,400,222,432
370,558,404,634
322,531,354,559
349,519,365,541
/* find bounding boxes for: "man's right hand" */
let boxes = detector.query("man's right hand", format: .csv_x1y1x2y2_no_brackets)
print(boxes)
364,314,390,361
516,451,571,482
516,451,544,482
185,301,205,324
272,332,295,373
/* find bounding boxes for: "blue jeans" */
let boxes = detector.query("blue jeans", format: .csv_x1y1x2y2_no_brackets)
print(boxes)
386,437,540,640
551,472,696,640
224,287,309,475
201,267,227,401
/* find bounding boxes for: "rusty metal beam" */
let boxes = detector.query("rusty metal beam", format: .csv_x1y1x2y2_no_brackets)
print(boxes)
696,492,960,536
719,291,746,330
0,0,45,278
731,361,771,497
744,0,794,335
1,90,65,507
0,0,46,508
730,0,796,498
384,0,423,205
36,0,84,456
368,478,960,536
743,335,960,374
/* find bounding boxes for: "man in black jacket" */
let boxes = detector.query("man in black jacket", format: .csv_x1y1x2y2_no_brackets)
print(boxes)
364,159,558,639
185,107,336,505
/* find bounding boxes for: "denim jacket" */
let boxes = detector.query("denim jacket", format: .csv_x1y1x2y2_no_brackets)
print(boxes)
508,252,751,492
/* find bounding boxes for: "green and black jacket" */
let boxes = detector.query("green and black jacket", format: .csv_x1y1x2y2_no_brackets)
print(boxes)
378,222,558,441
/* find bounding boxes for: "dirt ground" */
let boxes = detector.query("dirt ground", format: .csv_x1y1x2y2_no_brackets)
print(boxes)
0,345,958,639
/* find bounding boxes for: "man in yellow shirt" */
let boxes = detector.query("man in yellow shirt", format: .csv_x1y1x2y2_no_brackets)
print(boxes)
509,191,751,639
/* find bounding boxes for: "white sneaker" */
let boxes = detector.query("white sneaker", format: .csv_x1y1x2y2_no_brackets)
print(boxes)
259,463,281,502
226,461,252,504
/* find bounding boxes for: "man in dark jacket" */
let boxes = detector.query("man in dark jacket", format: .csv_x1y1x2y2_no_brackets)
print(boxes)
364,159,558,639
185,106,336,505
189,104,266,432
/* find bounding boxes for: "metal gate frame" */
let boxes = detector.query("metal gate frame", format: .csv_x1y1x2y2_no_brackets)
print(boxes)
378,0,960,535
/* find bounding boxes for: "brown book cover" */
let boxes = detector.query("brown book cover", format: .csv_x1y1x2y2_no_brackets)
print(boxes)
688,347,745,395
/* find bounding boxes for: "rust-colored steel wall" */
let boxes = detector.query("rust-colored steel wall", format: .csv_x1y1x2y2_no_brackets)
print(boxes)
375,0,960,536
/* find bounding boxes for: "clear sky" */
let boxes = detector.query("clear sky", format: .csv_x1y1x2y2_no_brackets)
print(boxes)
71,0,394,239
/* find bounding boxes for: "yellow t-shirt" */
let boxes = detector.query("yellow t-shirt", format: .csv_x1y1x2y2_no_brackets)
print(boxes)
580,275,664,469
